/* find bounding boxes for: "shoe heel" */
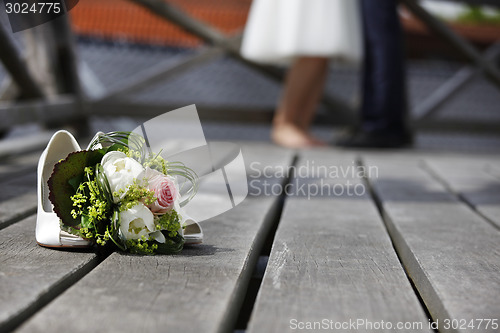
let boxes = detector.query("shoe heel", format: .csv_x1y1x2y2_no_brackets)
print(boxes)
36,130,91,248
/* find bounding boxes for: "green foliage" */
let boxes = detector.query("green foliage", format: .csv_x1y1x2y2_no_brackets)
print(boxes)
144,152,168,174
456,6,500,25
155,210,181,238
68,165,112,243
121,228,184,255
125,236,159,255
48,150,105,227
155,232,184,255
116,181,156,212
119,208,184,255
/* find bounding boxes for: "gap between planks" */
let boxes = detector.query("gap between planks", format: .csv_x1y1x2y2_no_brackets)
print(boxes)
0,216,109,333
361,155,500,333
12,144,295,333
420,158,500,230
247,151,431,333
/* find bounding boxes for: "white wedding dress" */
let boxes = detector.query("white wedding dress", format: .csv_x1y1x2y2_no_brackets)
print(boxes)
241,0,363,65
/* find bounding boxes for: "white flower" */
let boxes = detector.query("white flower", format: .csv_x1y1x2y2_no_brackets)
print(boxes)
101,151,144,203
119,203,157,240
149,231,166,243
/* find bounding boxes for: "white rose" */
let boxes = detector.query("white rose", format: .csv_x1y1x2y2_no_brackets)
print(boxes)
119,203,162,241
101,151,144,203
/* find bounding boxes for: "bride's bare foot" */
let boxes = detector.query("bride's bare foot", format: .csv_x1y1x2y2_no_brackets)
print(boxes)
272,123,326,148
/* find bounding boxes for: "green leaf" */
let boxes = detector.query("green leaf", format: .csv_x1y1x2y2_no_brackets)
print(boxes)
95,163,113,203
48,149,106,227
155,232,184,254
103,143,123,153
81,214,92,229
68,175,83,191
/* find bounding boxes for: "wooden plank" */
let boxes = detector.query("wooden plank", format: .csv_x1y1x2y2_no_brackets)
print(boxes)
0,151,38,182
15,144,293,333
0,98,77,131
424,156,500,229
415,119,500,134
0,216,100,332
485,164,500,181
0,132,51,159
0,173,37,230
364,155,500,333
247,150,430,333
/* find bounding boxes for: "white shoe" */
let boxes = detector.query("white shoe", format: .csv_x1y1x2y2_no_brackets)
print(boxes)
183,223,203,245
174,200,203,245
179,211,203,245
36,130,91,248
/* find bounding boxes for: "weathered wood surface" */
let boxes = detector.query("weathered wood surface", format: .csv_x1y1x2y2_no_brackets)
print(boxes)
0,141,499,333
364,155,500,333
485,163,500,181
16,144,293,333
0,132,51,159
0,216,100,332
0,173,37,230
0,152,38,182
247,150,430,333
424,157,500,229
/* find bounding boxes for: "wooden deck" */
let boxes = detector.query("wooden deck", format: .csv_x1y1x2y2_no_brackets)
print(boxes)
0,133,499,333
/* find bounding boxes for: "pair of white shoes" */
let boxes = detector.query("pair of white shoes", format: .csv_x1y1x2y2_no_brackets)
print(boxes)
36,130,203,248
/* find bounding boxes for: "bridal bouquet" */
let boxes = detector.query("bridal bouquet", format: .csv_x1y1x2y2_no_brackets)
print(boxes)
48,132,198,255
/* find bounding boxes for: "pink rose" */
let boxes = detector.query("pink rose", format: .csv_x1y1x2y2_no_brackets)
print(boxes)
141,168,179,214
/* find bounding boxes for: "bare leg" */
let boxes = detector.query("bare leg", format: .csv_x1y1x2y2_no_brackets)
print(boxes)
272,57,328,148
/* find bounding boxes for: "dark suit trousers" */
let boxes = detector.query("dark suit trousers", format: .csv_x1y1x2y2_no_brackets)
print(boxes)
360,0,408,134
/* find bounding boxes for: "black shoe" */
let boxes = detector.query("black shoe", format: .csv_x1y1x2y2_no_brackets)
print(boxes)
336,129,413,148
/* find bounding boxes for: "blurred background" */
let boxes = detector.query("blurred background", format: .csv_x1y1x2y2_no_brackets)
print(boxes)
0,0,499,153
